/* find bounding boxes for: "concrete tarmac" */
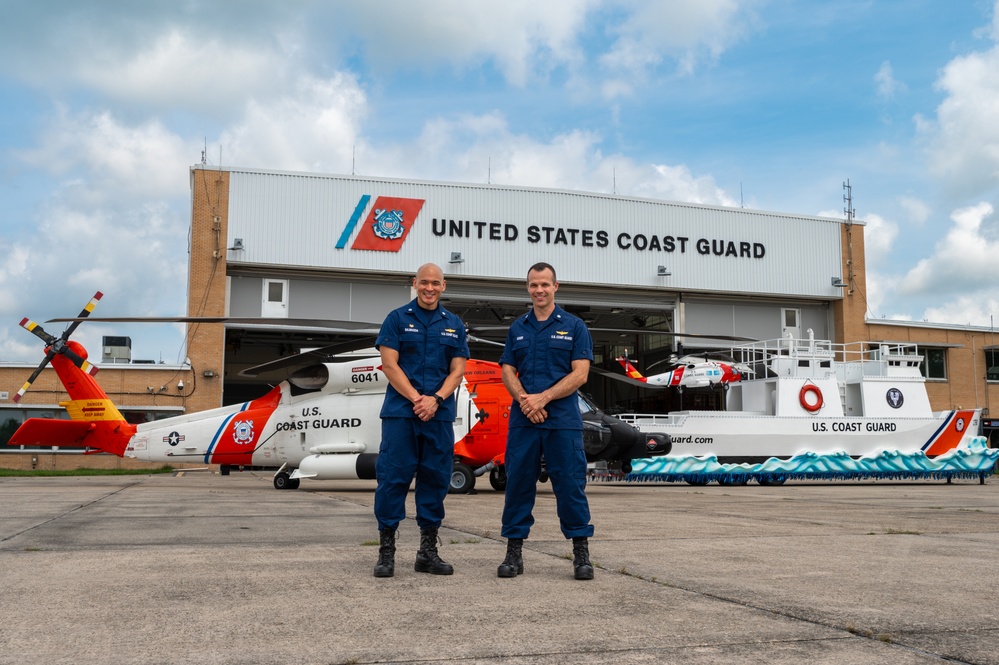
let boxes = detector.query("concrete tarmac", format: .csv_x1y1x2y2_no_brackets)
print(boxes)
2,471,998,665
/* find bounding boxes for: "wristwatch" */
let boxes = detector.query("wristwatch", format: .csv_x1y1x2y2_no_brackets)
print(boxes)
433,394,444,406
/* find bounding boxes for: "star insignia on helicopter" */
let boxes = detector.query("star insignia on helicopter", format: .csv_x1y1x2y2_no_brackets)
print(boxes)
163,431,185,447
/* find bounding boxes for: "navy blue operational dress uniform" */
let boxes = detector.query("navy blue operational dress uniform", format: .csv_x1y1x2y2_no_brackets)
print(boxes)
372,273,469,578
497,293,596,580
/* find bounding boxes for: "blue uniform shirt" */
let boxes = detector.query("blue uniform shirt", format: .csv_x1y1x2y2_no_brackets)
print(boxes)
376,299,469,421
499,304,594,430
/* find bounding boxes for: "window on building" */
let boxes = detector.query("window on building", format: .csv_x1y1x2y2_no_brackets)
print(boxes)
0,416,22,447
919,347,947,380
987,348,999,382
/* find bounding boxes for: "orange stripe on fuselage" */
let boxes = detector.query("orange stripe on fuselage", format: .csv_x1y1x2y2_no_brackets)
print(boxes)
206,386,282,465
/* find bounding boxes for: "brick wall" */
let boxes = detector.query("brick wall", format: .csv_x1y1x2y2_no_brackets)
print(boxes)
1,452,202,472
185,167,231,413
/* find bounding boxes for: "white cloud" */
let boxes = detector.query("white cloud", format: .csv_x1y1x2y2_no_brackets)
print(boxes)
874,61,905,101
922,295,999,327
333,0,593,86
918,40,999,200
860,213,899,266
897,196,931,225
631,164,736,206
18,108,194,202
600,0,753,80
2,107,193,362
219,73,367,173
75,28,291,116
900,203,999,304
353,111,736,207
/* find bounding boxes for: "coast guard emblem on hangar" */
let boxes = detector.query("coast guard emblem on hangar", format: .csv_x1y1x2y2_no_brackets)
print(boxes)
338,195,426,252
372,208,406,240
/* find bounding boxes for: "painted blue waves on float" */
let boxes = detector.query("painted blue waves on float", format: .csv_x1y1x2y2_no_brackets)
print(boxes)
624,436,999,484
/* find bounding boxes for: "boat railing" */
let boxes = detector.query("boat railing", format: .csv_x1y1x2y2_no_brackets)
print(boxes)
618,413,684,426
725,331,922,380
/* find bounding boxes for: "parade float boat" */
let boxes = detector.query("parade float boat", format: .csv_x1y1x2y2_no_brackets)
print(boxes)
617,332,998,484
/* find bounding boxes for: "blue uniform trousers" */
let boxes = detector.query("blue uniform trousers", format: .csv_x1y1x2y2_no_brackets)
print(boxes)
374,418,453,531
501,427,594,540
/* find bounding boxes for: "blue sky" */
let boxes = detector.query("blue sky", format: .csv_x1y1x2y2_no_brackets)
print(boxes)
2,0,999,364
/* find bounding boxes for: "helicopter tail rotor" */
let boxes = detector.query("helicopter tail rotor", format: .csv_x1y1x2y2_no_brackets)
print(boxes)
12,292,103,403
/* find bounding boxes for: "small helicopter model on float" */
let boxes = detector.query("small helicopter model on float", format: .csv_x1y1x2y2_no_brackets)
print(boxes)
612,352,752,390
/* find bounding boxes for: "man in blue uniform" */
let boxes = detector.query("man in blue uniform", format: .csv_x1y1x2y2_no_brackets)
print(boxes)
496,262,595,580
373,263,469,578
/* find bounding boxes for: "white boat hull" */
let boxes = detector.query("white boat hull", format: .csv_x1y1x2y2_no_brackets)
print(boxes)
625,410,981,462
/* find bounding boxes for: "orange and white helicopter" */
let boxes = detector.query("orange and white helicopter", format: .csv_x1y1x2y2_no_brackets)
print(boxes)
7,292,672,492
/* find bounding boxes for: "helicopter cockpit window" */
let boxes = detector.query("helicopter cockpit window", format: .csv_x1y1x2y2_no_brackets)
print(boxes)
577,393,597,414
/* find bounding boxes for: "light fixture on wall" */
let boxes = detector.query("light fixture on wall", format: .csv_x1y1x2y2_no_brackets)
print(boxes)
657,265,671,276
831,277,847,288
449,252,464,264
228,238,244,251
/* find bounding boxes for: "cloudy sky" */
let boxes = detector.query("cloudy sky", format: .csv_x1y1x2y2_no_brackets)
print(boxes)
2,0,999,364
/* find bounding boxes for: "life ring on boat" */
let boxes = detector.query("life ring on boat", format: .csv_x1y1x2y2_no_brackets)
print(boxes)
799,384,823,413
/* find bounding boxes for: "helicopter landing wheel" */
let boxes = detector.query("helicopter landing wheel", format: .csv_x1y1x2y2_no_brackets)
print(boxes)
274,471,298,490
449,463,475,494
489,467,507,492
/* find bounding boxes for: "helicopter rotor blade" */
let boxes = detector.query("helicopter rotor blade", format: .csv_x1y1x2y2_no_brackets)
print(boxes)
15,291,105,402
12,351,56,403
467,333,505,348
19,317,59,346
60,291,104,340
46,316,382,330
238,336,380,378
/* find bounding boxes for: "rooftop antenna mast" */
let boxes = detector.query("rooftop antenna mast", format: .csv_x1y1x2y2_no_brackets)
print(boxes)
352,145,356,175
843,179,855,224
613,167,617,195
842,179,856,295
488,157,492,185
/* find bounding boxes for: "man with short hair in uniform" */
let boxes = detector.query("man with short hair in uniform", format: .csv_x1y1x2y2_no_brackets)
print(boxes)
372,263,469,577
496,262,595,580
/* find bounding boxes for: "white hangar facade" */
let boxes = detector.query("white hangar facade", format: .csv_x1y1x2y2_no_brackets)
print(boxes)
188,165,863,414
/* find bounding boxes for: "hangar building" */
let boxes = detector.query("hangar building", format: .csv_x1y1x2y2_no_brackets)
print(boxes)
186,165,863,415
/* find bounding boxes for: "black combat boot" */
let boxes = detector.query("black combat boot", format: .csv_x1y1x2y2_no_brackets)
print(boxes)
373,527,396,578
572,537,594,580
415,526,454,575
496,538,524,578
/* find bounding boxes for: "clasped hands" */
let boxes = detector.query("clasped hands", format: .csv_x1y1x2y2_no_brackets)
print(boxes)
412,394,439,422
519,393,548,424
